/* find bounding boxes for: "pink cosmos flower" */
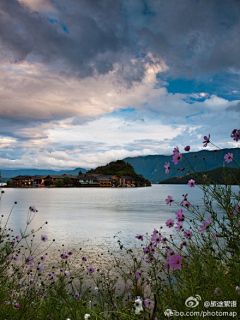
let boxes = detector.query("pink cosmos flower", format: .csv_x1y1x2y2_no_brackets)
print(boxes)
87,266,95,274
231,129,240,141
35,263,44,272
203,134,210,147
224,153,233,163
14,302,20,308
65,271,70,278
41,235,48,242
40,255,46,261
168,254,182,270
188,179,195,187
172,152,182,165
166,219,174,228
68,251,73,256
29,205,37,212
135,234,143,241
60,253,68,259
161,237,167,245
184,201,190,208
199,217,211,232
184,146,190,151
183,230,193,239
151,234,162,245
135,270,141,278
180,194,188,206
175,209,185,222
25,255,34,265
145,299,150,308
48,273,56,281
30,279,34,284
164,162,170,174
143,247,150,254
165,196,174,206
82,256,87,261
175,221,183,232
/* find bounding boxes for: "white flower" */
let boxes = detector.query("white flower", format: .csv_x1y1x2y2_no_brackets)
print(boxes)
95,286,99,291
134,298,143,314
84,314,90,320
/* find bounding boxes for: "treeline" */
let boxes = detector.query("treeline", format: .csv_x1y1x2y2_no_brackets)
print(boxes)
158,167,240,185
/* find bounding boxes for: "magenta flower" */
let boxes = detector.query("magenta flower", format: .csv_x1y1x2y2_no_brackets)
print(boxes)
25,255,34,265
35,263,44,272
180,241,187,250
184,201,190,208
145,299,150,308
82,256,87,261
87,266,95,274
68,251,73,256
151,234,161,245
203,134,210,147
224,153,233,163
165,196,174,206
175,209,185,222
29,205,37,212
199,217,211,232
202,174,207,181
166,219,174,228
164,162,170,174
14,302,20,308
143,247,150,254
161,237,167,245
168,254,182,270
41,235,48,242
152,228,159,235
184,146,190,151
48,273,56,281
40,255,46,261
149,246,156,254
231,129,240,141
30,279,34,284
175,221,183,232
135,270,141,279
65,271,70,278
135,234,143,241
180,194,188,206
172,152,182,165
60,253,68,259
183,230,193,239
188,179,195,187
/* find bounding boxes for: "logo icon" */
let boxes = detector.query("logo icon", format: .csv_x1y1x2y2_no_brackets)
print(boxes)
185,295,201,308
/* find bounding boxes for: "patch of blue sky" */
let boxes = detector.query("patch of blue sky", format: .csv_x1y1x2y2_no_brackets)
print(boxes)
47,17,69,34
165,72,240,101
107,108,137,117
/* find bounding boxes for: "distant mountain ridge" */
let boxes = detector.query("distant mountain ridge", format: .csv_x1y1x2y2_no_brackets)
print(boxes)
124,148,240,183
1,148,240,183
0,168,87,180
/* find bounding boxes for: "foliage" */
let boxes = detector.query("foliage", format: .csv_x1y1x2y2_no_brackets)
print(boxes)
63,176,72,185
6,179,13,186
56,179,64,187
87,160,151,187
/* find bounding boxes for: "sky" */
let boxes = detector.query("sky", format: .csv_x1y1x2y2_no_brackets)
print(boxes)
0,0,240,170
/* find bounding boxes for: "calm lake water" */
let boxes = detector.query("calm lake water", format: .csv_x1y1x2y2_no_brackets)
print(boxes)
0,185,239,252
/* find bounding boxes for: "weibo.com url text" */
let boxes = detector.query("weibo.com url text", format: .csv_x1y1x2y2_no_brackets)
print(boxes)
164,310,238,318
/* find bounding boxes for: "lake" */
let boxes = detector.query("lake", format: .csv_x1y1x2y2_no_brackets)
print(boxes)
0,184,238,253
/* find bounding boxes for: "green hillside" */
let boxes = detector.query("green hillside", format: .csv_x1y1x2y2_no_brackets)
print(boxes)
87,160,151,187
158,167,240,185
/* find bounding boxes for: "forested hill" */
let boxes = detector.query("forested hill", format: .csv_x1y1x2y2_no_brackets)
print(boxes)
124,147,240,183
87,160,151,186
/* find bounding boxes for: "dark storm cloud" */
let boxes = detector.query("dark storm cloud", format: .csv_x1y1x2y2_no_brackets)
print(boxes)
1,0,240,81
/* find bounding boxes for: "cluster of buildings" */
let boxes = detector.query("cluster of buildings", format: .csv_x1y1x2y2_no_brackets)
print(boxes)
11,174,136,188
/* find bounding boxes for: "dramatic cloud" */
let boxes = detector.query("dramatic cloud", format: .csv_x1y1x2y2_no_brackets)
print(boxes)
0,0,239,170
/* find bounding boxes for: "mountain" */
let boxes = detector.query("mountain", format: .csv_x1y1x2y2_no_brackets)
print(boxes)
87,160,151,186
158,167,240,185
0,167,87,181
124,148,240,183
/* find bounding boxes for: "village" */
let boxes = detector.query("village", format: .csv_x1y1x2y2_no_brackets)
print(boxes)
10,173,136,188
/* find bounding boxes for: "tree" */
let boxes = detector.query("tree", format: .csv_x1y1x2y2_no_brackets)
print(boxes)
56,179,64,187
63,177,72,185
6,180,13,186
78,170,83,176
